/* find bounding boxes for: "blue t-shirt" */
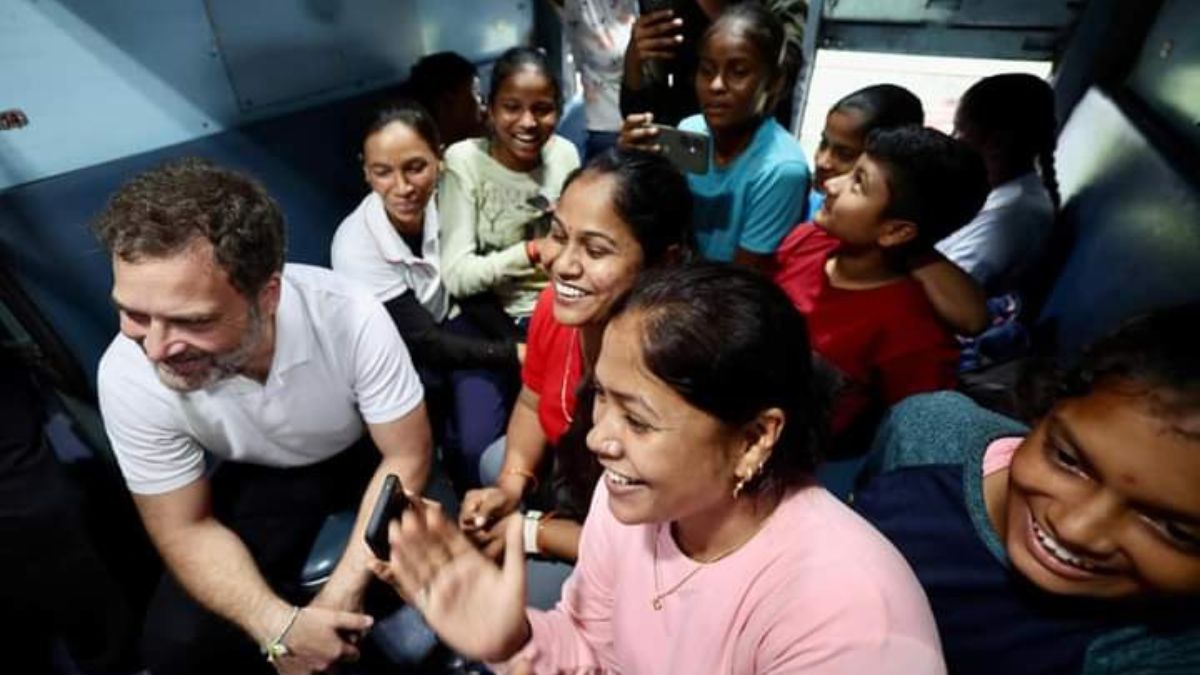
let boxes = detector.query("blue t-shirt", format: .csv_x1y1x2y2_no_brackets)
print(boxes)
678,115,810,262
854,392,1199,675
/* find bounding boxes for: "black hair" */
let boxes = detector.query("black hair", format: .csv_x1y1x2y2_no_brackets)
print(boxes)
93,158,285,298
487,46,562,112
831,84,925,135
615,262,831,497
957,73,1060,208
1018,302,1200,425
865,126,989,254
703,4,787,112
407,52,477,109
559,147,694,266
361,99,442,158
551,150,696,515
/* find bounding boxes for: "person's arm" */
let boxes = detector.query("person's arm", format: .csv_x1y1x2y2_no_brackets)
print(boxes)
384,291,518,370
461,387,550,554
134,481,372,672
314,403,433,611
438,157,534,299
534,516,582,562
620,9,683,112
908,253,988,336
313,294,432,611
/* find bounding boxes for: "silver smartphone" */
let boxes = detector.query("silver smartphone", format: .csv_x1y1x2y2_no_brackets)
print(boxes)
653,124,709,174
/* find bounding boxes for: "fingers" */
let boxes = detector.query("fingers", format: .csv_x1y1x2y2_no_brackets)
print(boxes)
638,10,682,33
636,34,685,60
461,488,504,530
635,13,683,58
333,610,375,635
380,520,424,602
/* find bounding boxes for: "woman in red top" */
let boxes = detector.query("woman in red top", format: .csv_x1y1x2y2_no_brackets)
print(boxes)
459,148,693,585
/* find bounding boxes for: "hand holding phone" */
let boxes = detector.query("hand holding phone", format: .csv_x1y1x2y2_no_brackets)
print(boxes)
365,474,410,560
653,124,710,174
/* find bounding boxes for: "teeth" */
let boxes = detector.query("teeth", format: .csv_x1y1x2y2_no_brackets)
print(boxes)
555,281,587,299
606,468,639,486
1033,521,1096,571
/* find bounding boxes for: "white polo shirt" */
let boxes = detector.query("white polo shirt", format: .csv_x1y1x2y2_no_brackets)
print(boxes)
331,193,450,322
97,264,424,495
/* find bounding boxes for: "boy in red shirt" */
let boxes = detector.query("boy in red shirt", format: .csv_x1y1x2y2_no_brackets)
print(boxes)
773,126,988,445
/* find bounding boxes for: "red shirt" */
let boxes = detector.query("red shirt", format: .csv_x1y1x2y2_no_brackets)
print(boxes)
772,224,958,433
522,288,584,445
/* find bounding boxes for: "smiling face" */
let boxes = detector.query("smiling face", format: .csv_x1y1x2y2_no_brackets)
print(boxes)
996,385,1200,599
541,172,645,328
487,66,559,172
112,238,277,391
363,120,439,233
587,312,750,526
813,109,867,192
696,24,775,135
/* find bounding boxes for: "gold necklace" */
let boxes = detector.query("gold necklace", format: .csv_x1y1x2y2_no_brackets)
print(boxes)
560,328,579,424
650,518,768,611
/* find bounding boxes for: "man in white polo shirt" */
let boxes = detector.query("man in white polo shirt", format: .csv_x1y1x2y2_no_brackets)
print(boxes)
93,158,431,675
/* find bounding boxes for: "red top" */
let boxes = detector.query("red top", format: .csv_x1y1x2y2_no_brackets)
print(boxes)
772,224,958,434
522,288,584,445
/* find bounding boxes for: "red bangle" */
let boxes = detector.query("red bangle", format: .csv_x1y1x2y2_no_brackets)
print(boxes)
525,239,541,265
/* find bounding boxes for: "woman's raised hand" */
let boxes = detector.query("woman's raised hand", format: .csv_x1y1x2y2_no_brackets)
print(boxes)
367,498,532,663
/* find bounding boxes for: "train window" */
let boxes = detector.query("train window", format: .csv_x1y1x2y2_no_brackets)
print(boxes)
797,49,1051,160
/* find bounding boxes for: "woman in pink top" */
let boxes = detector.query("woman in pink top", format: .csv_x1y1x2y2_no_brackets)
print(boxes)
369,263,945,673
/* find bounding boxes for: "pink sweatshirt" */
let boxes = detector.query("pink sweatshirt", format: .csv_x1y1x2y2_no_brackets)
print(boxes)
499,481,946,674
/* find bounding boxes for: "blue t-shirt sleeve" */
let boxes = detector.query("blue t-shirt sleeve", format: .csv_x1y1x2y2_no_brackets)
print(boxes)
739,160,810,255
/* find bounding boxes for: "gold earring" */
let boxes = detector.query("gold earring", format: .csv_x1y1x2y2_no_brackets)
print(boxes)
732,462,764,500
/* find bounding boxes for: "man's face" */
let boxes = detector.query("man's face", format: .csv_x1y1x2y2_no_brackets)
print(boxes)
111,239,275,391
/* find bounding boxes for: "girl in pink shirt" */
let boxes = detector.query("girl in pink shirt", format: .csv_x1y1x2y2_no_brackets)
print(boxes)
370,263,945,674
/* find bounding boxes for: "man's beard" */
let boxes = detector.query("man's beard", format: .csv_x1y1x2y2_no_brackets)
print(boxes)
154,307,267,392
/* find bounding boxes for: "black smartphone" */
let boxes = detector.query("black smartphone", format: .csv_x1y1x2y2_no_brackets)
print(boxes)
640,0,674,14
364,474,409,560
653,124,709,174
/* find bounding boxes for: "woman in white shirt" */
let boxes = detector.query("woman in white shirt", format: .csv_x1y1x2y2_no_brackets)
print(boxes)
332,102,519,485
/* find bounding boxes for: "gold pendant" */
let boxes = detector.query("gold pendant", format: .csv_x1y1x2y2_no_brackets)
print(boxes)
652,597,663,610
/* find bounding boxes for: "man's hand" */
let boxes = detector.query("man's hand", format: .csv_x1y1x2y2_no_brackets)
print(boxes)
268,605,374,675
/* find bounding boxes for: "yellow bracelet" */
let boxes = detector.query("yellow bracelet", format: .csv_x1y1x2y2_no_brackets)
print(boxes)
503,467,539,493
262,605,301,664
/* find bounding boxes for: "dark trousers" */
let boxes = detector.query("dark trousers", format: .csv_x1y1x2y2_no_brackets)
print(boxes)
1,452,137,675
141,441,380,675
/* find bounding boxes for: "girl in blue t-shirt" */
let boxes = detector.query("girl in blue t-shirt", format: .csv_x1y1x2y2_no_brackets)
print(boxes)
855,303,1200,674
620,4,809,273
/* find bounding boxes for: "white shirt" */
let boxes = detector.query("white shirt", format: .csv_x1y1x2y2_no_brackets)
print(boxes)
331,193,450,322
561,0,637,132
97,264,424,495
936,171,1055,294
